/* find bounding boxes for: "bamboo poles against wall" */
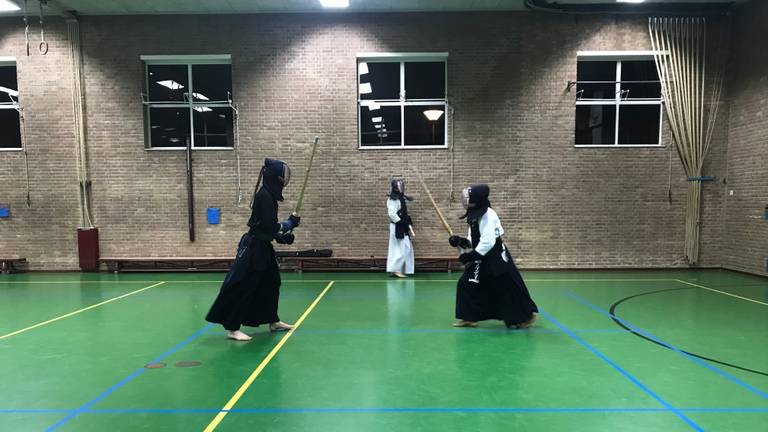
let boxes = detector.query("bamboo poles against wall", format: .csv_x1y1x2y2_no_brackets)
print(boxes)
649,17,725,265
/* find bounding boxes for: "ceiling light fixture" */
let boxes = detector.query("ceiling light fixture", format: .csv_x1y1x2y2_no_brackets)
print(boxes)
616,0,645,3
358,62,369,75
319,0,349,8
0,0,20,12
156,80,184,90
359,82,372,95
0,86,18,97
423,110,444,121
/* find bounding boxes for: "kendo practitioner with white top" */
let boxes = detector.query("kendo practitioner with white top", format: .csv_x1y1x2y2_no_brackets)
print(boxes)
386,179,415,278
449,184,538,328
206,158,301,341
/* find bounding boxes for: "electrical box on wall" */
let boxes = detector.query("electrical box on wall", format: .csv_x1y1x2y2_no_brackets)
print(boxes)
207,208,221,225
0,207,9,218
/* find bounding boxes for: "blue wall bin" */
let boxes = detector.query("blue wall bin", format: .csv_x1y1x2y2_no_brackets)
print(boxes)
0,207,9,218
207,207,221,225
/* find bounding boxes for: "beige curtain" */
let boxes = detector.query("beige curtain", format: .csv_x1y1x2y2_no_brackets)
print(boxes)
649,17,725,265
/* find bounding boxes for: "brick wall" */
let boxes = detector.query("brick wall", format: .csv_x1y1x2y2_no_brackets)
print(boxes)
0,12,732,270
722,0,768,276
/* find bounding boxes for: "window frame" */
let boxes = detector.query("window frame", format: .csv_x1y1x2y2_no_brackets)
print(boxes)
574,51,664,148
357,52,449,150
0,57,22,152
141,54,234,151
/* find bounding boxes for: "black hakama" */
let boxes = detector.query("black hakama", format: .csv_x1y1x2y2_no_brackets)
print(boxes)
455,239,538,328
205,187,283,331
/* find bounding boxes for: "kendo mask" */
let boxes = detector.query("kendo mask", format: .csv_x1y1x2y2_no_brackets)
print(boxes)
259,158,291,202
460,184,491,220
390,178,413,201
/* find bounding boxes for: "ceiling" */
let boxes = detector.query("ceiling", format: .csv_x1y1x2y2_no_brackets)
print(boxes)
1,0,748,16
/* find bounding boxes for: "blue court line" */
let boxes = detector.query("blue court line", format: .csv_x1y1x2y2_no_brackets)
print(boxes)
202,328,630,335
45,323,214,431
5,407,768,414
538,309,703,431
565,292,768,400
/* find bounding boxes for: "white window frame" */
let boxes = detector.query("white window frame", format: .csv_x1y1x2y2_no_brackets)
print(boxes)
0,57,21,152
141,54,233,151
357,52,449,150
575,51,664,148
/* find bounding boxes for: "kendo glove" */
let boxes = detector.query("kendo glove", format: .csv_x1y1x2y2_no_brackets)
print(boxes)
275,232,295,245
280,214,301,232
459,250,483,264
449,236,471,249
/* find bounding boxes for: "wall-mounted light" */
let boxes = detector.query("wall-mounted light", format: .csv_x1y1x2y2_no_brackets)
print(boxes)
0,0,20,12
320,0,349,8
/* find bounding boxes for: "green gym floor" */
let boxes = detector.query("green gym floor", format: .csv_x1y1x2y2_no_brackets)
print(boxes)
0,270,766,431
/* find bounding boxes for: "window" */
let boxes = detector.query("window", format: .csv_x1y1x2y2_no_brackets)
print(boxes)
0,59,21,150
574,52,663,147
358,54,448,149
142,55,234,149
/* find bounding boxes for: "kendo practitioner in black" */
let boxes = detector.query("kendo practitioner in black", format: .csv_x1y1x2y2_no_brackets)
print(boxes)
206,158,301,341
448,185,538,328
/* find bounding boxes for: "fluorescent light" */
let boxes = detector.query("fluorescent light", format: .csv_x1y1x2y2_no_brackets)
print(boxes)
0,0,21,12
193,107,213,112
368,104,380,111
156,80,184,90
359,82,372,95
0,86,18,97
192,92,209,101
319,0,349,8
374,124,383,129
423,109,444,121
617,0,645,3
371,117,382,123
358,62,369,75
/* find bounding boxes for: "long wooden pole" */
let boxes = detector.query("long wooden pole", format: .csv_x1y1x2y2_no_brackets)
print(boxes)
417,175,454,236
294,136,319,215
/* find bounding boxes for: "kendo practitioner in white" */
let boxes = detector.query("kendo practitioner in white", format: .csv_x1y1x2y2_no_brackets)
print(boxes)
386,179,415,278
449,185,538,328
206,158,301,341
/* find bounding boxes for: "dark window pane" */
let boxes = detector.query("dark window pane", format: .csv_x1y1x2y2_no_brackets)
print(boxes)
192,106,233,147
404,105,445,146
405,62,445,100
192,64,232,102
620,60,661,99
576,61,616,100
147,65,188,102
0,65,18,97
359,62,400,100
360,105,401,146
148,107,191,147
618,105,661,145
575,105,616,145
0,109,21,149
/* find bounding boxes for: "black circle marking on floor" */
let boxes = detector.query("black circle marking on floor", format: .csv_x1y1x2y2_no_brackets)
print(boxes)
144,362,167,369
174,361,202,368
609,287,768,377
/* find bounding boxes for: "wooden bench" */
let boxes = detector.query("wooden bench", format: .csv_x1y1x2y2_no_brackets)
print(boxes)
100,256,461,273
0,256,27,274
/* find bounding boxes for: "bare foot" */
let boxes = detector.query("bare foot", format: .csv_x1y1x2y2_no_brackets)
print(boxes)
270,321,295,332
226,330,252,341
517,313,538,329
452,320,478,328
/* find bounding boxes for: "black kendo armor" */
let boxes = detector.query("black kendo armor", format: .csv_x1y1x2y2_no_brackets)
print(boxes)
390,179,413,239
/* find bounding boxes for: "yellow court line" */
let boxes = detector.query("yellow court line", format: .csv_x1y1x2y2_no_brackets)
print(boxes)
675,279,768,307
203,280,335,432
0,281,166,341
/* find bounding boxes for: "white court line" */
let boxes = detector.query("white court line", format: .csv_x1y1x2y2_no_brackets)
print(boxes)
674,279,768,307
